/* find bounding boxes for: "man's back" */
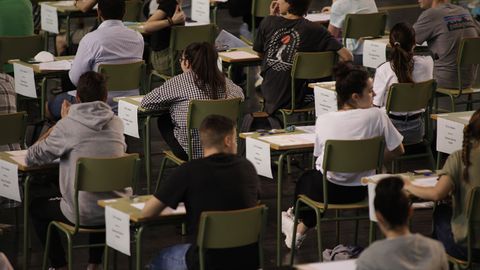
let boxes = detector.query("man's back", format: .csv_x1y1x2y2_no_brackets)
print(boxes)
0,0,33,36
414,3,480,89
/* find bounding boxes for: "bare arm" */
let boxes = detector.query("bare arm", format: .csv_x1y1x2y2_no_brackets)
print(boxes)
75,0,97,13
336,47,353,62
142,196,167,218
404,175,453,201
144,5,185,33
383,144,405,164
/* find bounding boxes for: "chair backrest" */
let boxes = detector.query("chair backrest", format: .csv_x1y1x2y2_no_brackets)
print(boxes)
322,137,384,206
251,0,271,40
467,187,480,252
0,35,44,72
342,12,387,42
169,24,217,76
186,98,242,159
0,112,27,148
196,205,267,270
123,0,142,21
290,51,336,109
385,79,436,112
98,61,146,94
457,37,480,91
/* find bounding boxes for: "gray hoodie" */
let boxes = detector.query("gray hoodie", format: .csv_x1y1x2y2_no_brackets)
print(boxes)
26,101,126,225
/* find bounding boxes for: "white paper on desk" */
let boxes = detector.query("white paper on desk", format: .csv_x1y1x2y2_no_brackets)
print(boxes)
191,0,210,24
215,30,249,51
185,21,209,26
40,3,59,34
105,206,130,256
412,176,438,187
5,150,28,157
131,202,145,210
219,51,259,60
130,96,144,103
437,117,464,154
296,259,356,270
13,63,37,98
259,134,315,146
363,39,388,69
0,160,21,202
314,85,337,117
295,125,315,134
364,174,392,222
38,60,72,71
118,100,139,138
161,203,187,215
246,137,273,179
51,1,75,7
305,12,330,22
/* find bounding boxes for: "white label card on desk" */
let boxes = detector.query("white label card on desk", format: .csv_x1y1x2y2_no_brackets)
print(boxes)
0,160,21,202
118,100,139,138
246,137,273,179
40,4,59,34
362,39,387,69
314,85,337,117
105,206,130,256
437,117,464,154
191,0,210,24
13,63,37,98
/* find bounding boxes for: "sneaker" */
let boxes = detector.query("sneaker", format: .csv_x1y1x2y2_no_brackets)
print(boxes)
282,211,306,250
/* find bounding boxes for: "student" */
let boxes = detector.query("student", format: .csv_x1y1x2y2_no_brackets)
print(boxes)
144,1,186,75
141,42,244,160
282,62,404,249
414,0,480,89
48,0,144,119
404,108,480,261
373,23,434,144
27,72,127,270
142,114,261,270
356,177,448,270
327,0,377,64
253,0,352,115
0,73,18,151
0,0,33,36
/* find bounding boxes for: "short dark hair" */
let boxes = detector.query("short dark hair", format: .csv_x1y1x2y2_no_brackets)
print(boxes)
77,71,107,103
98,0,125,20
333,61,369,109
374,177,410,229
285,0,312,16
199,115,236,149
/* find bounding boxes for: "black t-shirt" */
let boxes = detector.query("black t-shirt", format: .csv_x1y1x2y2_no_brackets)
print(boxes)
150,0,177,51
154,153,261,270
253,16,343,114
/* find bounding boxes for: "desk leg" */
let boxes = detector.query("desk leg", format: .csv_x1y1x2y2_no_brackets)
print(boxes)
41,78,47,121
143,116,152,194
276,153,287,266
66,16,71,53
135,225,145,270
23,175,31,270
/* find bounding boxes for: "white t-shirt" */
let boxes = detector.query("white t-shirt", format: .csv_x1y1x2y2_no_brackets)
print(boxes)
373,55,434,115
329,0,378,54
314,107,403,186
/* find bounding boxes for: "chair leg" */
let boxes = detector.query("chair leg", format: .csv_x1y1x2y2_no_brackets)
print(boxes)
289,200,301,266
354,210,359,246
155,157,169,193
42,223,54,270
449,95,455,112
66,233,73,270
335,210,340,245
103,245,109,270
369,221,376,244
315,208,323,262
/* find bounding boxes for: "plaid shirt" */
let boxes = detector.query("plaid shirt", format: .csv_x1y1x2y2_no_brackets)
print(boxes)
0,73,20,151
141,70,244,159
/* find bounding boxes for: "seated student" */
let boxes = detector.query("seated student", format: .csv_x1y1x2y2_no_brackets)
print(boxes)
48,0,144,120
0,73,18,151
373,23,434,145
356,177,448,270
404,108,480,261
253,0,352,115
27,71,127,270
141,42,244,160
281,62,405,249
142,114,261,270
327,0,377,64
144,1,186,75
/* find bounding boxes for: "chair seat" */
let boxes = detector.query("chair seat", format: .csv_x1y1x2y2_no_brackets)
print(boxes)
151,70,172,82
279,107,315,114
55,221,105,234
437,87,480,96
298,195,369,210
403,140,431,155
163,150,186,165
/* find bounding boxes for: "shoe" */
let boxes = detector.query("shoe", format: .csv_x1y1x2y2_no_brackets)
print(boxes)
282,210,306,250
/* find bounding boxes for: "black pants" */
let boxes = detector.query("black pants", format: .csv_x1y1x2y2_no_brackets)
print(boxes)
157,114,188,161
29,197,104,268
294,170,367,228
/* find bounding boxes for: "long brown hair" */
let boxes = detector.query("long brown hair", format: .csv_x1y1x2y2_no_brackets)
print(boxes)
182,42,226,99
389,23,415,83
462,109,480,183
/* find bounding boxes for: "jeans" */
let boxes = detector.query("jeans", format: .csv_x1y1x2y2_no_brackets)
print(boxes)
148,243,190,270
48,93,77,120
390,117,424,145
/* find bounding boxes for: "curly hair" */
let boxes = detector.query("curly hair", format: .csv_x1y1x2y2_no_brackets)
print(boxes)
462,109,480,183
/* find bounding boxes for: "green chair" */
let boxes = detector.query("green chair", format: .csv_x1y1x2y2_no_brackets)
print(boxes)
278,51,336,128
156,98,242,191
448,187,480,269
42,153,141,270
123,0,143,22
248,0,271,44
98,60,146,95
0,35,44,73
436,37,480,112
385,80,437,172
342,12,387,46
290,137,384,264
0,112,28,149
197,205,268,270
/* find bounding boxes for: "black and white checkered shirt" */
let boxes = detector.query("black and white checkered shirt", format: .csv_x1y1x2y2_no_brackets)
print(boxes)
0,73,20,151
141,70,244,159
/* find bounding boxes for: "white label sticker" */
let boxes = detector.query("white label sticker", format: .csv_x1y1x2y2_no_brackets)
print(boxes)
191,0,210,24
105,206,130,256
41,4,59,34
437,117,465,154
362,39,388,69
0,160,21,202
13,63,37,98
246,137,273,179
118,100,139,138
314,85,337,117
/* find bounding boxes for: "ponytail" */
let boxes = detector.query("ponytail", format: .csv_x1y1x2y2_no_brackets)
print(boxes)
389,23,415,83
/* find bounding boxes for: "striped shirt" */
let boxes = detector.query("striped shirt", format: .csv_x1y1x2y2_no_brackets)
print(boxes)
0,73,20,151
141,70,244,159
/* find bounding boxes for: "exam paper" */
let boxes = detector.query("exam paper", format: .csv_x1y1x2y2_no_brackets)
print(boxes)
118,100,140,138
258,134,315,146
219,51,259,60
0,160,21,202
305,12,330,22
246,137,273,179
38,60,72,71
105,206,130,255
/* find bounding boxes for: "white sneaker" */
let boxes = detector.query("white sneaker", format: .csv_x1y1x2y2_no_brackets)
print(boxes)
281,210,306,250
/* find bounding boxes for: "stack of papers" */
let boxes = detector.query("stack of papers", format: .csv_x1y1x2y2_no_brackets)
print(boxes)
259,133,315,146
37,60,72,71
